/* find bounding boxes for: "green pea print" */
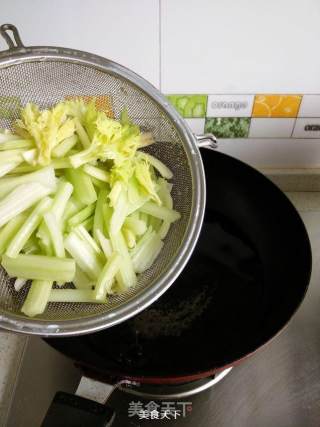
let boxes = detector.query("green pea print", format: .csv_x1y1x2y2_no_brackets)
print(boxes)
0,96,21,119
205,117,250,138
167,95,207,118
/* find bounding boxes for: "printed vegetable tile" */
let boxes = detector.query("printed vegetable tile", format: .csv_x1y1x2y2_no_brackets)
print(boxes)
205,117,250,138
0,96,21,119
252,95,302,118
65,95,114,118
167,94,207,118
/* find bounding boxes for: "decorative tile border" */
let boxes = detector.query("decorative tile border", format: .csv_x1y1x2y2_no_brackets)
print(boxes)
167,93,320,139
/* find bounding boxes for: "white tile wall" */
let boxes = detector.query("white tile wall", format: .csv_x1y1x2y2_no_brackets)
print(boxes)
298,95,320,117
0,0,160,87
185,118,205,134
161,0,320,94
293,118,320,138
207,95,254,117
249,118,295,138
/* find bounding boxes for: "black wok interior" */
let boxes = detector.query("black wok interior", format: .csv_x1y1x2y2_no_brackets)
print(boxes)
46,150,311,380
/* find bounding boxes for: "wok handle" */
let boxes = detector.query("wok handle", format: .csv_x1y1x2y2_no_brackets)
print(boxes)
41,391,115,427
0,24,24,51
195,133,218,150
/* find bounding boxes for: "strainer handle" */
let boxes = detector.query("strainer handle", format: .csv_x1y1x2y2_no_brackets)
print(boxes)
0,24,24,51
195,133,218,150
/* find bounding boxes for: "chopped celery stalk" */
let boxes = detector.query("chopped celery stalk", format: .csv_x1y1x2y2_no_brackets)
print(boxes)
49,289,105,303
64,232,103,280
52,135,78,158
0,182,54,228
0,214,27,255
108,181,122,207
82,216,94,232
43,212,65,258
0,149,24,165
0,131,21,142
123,228,136,249
62,197,84,221
22,244,39,255
90,176,107,189
130,226,154,258
158,221,170,239
131,233,164,273
139,202,180,222
74,266,93,289
139,153,173,179
22,149,37,165
109,188,128,235
50,181,73,222
0,166,56,198
21,280,53,317
38,240,53,256
102,204,113,237
96,229,112,258
93,252,121,300
148,216,162,232
8,164,41,174
93,189,107,242
110,231,137,289
6,197,52,258
0,161,22,178
157,177,173,208
2,254,75,282
124,217,147,236
83,164,109,182
14,277,27,292
139,212,149,226
140,132,155,147
68,203,96,228
50,158,72,169
0,139,33,151
75,118,91,148
74,224,102,255
65,168,97,205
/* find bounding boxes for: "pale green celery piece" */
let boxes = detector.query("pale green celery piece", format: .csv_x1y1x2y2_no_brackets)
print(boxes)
9,164,41,174
74,266,93,289
21,280,53,317
43,212,65,258
49,289,105,303
14,277,27,292
52,135,78,158
22,149,37,165
130,226,154,258
0,161,22,178
22,244,39,255
90,176,106,189
148,216,162,232
93,252,121,301
131,233,164,274
139,202,180,223
83,164,109,183
109,188,128,235
38,240,53,256
75,118,91,148
138,153,173,179
93,188,108,242
6,197,52,258
50,181,73,222
2,254,75,282
108,181,122,207
64,231,103,280
0,130,21,142
157,177,173,209
96,229,112,258
0,166,56,198
139,212,149,226
110,231,137,289
68,203,96,228
0,139,33,151
124,217,147,236
82,216,94,232
158,221,171,239
0,213,27,255
61,198,84,232
65,168,97,205
122,228,136,249
74,224,102,255
50,158,72,169
0,183,54,228
102,204,113,237
0,149,24,165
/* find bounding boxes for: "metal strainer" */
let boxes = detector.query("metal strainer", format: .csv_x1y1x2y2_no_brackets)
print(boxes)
0,24,217,336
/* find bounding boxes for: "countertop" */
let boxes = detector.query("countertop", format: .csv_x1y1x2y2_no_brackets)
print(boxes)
1,171,320,426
